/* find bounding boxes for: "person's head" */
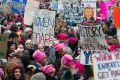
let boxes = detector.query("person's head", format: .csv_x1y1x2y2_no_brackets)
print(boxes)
61,54,73,68
9,43,16,51
13,65,24,80
54,43,66,58
10,24,18,32
38,44,44,52
103,22,110,30
16,43,24,54
7,53,21,62
31,72,46,80
5,59,22,77
33,50,47,66
74,60,85,74
40,64,56,76
24,28,32,35
63,46,72,55
9,32,19,42
57,33,68,42
25,65,36,80
97,7,101,13
25,40,32,49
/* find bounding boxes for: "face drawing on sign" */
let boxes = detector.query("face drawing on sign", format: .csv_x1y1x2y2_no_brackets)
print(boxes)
84,7,94,21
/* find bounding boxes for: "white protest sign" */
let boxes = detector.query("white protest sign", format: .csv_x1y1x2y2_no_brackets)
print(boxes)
79,25,108,51
93,51,120,80
76,50,93,65
24,0,39,25
117,29,120,43
64,5,83,23
33,9,56,46
82,0,96,21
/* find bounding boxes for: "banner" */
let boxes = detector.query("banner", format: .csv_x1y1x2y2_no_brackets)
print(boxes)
93,51,120,80
0,34,8,58
79,25,108,51
10,0,27,13
64,5,83,23
33,9,56,46
82,0,96,21
24,0,40,25
114,7,120,29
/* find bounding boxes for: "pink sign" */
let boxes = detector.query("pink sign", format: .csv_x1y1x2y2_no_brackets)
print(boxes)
101,0,115,20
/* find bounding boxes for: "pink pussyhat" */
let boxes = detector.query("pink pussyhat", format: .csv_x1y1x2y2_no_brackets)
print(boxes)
74,60,85,74
54,43,66,52
61,54,73,66
40,64,55,74
33,50,46,62
58,33,68,40
68,37,78,43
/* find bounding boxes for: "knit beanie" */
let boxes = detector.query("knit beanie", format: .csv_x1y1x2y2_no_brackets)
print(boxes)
33,50,46,62
31,72,46,80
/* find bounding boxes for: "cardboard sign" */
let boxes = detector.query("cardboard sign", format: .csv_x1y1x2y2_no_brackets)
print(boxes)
82,0,96,21
64,5,83,23
24,0,40,25
0,34,8,58
10,0,27,13
93,51,120,80
33,9,56,46
114,7,120,29
79,25,108,51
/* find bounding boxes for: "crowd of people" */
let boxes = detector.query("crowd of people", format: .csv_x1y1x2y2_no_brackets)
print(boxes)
0,0,120,80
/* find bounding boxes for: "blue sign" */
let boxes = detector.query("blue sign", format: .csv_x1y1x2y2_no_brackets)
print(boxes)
50,1,58,10
11,0,27,13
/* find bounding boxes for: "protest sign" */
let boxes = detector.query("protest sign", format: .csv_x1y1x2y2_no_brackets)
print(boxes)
101,0,115,20
50,1,58,10
117,29,120,43
82,0,96,21
76,50,93,65
24,0,40,25
33,9,56,46
93,51,120,80
10,0,27,13
0,0,11,13
114,7,120,29
64,5,83,23
79,25,108,51
0,34,8,58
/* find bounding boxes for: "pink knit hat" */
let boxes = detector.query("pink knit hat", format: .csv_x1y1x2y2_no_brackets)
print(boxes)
40,64,55,74
33,50,46,62
61,54,73,65
58,33,67,40
68,37,78,43
0,67,4,76
54,43,66,51
74,60,85,74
